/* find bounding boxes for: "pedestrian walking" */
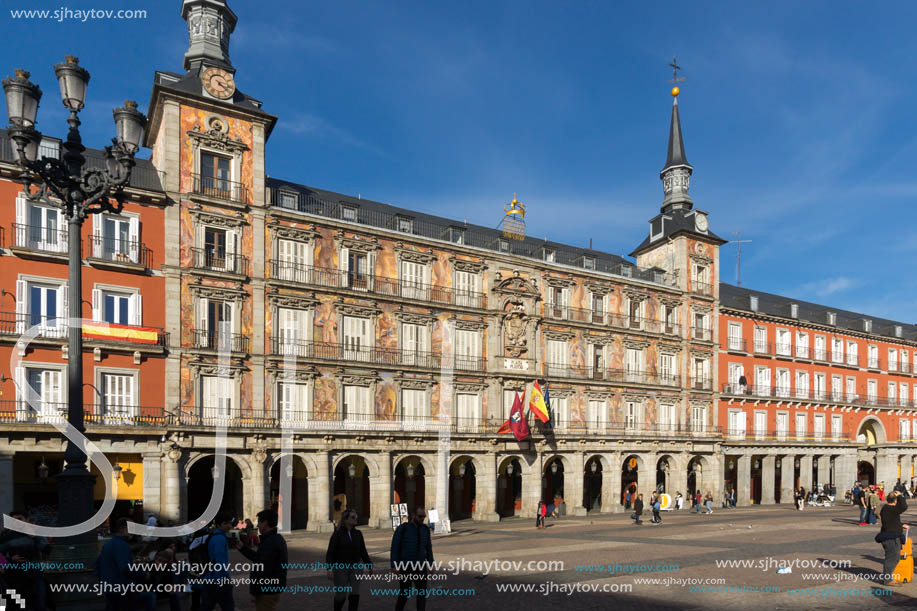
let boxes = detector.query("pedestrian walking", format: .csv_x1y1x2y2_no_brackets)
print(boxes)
633,494,644,525
391,507,434,611
235,509,289,611
201,512,235,611
326,509,372,611
694,491,702,514
729,489,737,508
867,488,881,525
704,493,713,514
675,492,683,510
624,490,632,510
875,491,909,587
94,517,155,611
652,495,662,524
535,501,546,529
854,484,868,524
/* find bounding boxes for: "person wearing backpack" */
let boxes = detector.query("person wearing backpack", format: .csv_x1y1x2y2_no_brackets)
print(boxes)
651,495,662,524
235,509,288,611
325,509,372,611
390,507,433,611
202,512,235,611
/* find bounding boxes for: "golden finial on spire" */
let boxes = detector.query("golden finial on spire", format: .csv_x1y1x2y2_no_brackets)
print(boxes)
505,192,525,217
669,56,685,97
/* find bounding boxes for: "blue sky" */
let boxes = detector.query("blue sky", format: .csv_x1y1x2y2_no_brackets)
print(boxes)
3,0,916,321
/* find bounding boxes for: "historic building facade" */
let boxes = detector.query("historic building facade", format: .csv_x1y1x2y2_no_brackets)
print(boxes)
0,0,914,530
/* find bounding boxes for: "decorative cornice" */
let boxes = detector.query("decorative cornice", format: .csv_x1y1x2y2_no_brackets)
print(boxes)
690,400,712,409
189,282,247,300
657,343,681,356
689,253,714,265
335,368,379,386
691,304,713,314
500,379,527,391
660,297,682,308
268,292,316,309
623,392,648,402
395,309,435,326
190,206,247,228
338,303,382,318
585,391,611,400
453,317,488,331
585,282,613,295
268,221,319,243
492,270,540,297
623,338,650,350
396,375,435,390
544,329,575,341
585,334,614,346
454,382,487,392
395,244,436,264
623,289,648,303
550,388,574,398
691,350,713,359
450,257,486,273
543,274,576,288
268,366,318,385
188,359,247,378
334,231,380,252
188,124,249,154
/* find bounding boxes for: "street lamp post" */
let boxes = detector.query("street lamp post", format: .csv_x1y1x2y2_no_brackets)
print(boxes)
3,57,146,544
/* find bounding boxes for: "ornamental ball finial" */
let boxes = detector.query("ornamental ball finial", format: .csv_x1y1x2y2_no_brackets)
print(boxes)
671,86,680,97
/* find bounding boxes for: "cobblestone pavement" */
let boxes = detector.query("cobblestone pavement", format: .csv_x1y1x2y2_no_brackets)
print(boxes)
224,504,916,611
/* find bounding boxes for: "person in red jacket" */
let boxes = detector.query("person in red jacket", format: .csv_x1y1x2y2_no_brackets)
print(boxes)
536,501,547,529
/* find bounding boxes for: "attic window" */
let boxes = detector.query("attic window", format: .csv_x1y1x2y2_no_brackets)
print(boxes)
827,312,836,325
498,238,510,253
447,227,464,245
750,296,759,311
895,325,903,338
651,217,663,240
341,205,358,222
583,256,595,270
396,217,413,233
620,265,632,278
278,190,298,209
790,304,798,319
653,271,665,283
543,248,556,263
863,319,872,333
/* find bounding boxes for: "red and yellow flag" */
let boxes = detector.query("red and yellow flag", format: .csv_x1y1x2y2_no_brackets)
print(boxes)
529,380,550,423
82,321,160,345
497,392,530,441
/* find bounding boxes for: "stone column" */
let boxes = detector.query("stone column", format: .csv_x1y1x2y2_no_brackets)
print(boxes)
761,455,776,505
474,453,500,522
0,455,13,516
737,454,751,506
780,455,795,504
670,454,689,501
162,446,182,523
369,452,392,529
308,451,333,532
799,455,813,492
876,451,898,488
834,453,857,491
705,452,723,503
601,452,620,513
522,452,543,517
246,450,268,521
638,453,658,503
142,453,162,518
569,452,586,516
816,455,831,488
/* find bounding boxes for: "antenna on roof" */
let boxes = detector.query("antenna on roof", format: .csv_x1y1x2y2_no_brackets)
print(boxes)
727,232,753,286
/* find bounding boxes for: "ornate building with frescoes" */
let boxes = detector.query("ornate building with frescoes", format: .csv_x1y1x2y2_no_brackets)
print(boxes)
0,0,914,531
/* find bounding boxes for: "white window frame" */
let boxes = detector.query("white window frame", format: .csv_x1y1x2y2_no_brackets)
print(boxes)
15,363,66,423
400,259,431,301
777,412,789,441
455,328,482,370
831,414,842,440
92,283,141,326
454,269,480,308
587,398,607,431
16,194,66,253
18,275,67,337
277,380,311,426
775,368,790,398
455,392,480,432
401,321,429,366
868,344,879,369
657,402,675,432
95,367,138,423
199,224,241,273
795,413,807,441
900,419,911,441
846,340,858,366
776,328,791,356
795,370,809,399
728,409,746,440
831,374,842,401
754,326,767,353
342,384,371,425
402,388,429,430
755,366,771,397
831,337,844,363
625,400,641,431
728,322,743,351
867,379,878,404
889,348,899,372
796,331,809,359
691,405,707,433
813,372,826,400
201,375,235,422
553,395,569,430
814,334,826,360
846,377,857,403
92,211,140,263
343,316,372,362
275,237,312,283
276,307,312,357
754,410,767,440
813,413,825,440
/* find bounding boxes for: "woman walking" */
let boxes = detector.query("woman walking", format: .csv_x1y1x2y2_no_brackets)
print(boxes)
704,493,714,514
326,509,373,611
536,501,546,529
633,493,644,525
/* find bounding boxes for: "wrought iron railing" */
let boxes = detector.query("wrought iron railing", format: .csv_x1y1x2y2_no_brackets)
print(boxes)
191,329,250,353
270,337,487,372
85,235,152,268
191,173,248,203
11,223,67,254
191,247,250,275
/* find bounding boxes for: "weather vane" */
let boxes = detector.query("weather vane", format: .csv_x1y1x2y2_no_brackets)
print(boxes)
668,56,685,97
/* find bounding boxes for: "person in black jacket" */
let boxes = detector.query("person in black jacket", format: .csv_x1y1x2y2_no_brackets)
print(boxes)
633,494,644,525
326,509,373,611
234,509,288,611
390,507,434,611
875,492,909,587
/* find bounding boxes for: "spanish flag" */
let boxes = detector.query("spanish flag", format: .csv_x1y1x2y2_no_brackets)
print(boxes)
82,321,160,345
529,380,550,423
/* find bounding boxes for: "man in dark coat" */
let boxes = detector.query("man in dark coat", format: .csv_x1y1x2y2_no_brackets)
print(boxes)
235,509,288,611
390,507,434,611
876,492,909,587
633,494,644,525
325,509,373,611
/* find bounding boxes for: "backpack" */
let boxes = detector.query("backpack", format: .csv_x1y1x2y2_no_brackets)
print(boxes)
188,534,211,567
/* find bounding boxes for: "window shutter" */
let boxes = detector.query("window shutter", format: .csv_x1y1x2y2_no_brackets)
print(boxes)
131,293,142,326
59,284,68,321
226,230,238,273
15,279,26,333
128,216,140,263
91,289,102,321
198,298,209,340
340,247,349,287
15,195,25,228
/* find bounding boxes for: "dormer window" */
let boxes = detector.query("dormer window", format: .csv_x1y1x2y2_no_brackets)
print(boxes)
790,304,798,319
750,295,759,311
498,238,509,253
583,256,595,270
895,325,903,338
396,217,414,233
864,319,872,333
447,226,465,245
827,312,836,325
621,265,632,278
341,205,358,222
278,190,298,209
543,248,555,263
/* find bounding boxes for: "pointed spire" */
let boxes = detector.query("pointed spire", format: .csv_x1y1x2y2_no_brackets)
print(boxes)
659,87,693,212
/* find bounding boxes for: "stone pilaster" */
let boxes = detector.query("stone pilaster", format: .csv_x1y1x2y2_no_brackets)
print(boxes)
816,455,831,487
761,455,776,505
601,452,621,513
246,449,268,521
308,451,333,532
638,452,658,504
142,453,162,518
799,455,813,492
569,451,586,516
780,455,795,503
875,451,898,488
474,453,500,522
737,454,751,506
522,453,542,517
162,445,182,522
369,452,392,529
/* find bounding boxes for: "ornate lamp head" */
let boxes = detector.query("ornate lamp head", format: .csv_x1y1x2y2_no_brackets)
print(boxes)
53,55,90,112
2,68,42,127
113,100,146,154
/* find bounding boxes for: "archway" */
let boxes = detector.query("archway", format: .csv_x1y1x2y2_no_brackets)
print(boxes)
856,418,887,446
497,458,522,517
723,456,738,500
188,455,245,523
775,457,784,503
584,457,603,512
449,457,476,521
858,461,875,486
656,456,673,494
621,455,639,504
543,457,565,509
333,456,370,525
269,456,308,530
394,458,426,513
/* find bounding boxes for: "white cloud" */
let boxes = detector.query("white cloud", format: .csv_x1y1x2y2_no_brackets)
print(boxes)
793,276,857,298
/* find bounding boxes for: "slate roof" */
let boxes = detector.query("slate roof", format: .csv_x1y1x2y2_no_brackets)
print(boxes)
720,282,917,342
664,97,690,170
0,129,164,193
629,207,726,257
153,70,267,114
266,177,674,287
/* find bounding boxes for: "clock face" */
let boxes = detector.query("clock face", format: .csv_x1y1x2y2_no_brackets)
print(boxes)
695,213,709,232
201,67,235,100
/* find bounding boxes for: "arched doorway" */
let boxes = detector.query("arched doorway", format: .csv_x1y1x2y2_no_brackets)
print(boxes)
394,458,426,512
542,457,565,511
857,418,886,446
333,456,370,525
621,455,639,504
449,457,476,521
656,456,672,493
188,455,245,523
269,456,308,530
497,458,522,517
584,457,602,512
724,457,738,499
858,461,875,486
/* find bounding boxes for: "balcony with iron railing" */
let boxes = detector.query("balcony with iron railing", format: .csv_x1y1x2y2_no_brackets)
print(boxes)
690,376,712,391
691,326,712,341
0,401,165,426
10,223,68,256
543,362,681,386
723,427,854,443
721,383,917,409
542,305,681,337
0,312,168,347
267,261,487,309
270,337,487,372
191,247,250,276
85,235,153,269
191,173,248,204
690,281,713,297
191,329,250,353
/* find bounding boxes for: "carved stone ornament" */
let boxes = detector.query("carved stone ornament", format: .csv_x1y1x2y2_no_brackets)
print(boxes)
268,366,317,385
450,257,486,273
395,309,435,326
623,392,648,402
455,382,487,392
501,379,527,391
550,388,574,398
543,274,576,289
660,296,682,308
453,317,488,331
188,123,249,154
503,300,530,357
657,343,681,356
338,303,381,318
162,441,183,463
267,292,316,309
623,289,648,303
543,329,575,341
623,338,650,350
585,283,613,296
190,207,247,228
492,271,540,298
690,401,711,409
395,244,436,264
585,391,611,400
335,368,378,386
189,359,246,378
689,252,713,265
586,334,615,346
269,222,318,243
189,282,247,301
396,376,434,390
691,350,713,359
334,231,380,252
691,304,713,314
251,448,268,465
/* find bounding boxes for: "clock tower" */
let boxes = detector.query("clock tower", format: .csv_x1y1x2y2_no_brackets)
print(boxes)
631,86,725,297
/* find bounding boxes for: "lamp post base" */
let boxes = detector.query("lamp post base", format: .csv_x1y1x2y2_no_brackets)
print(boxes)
55,468,97,545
